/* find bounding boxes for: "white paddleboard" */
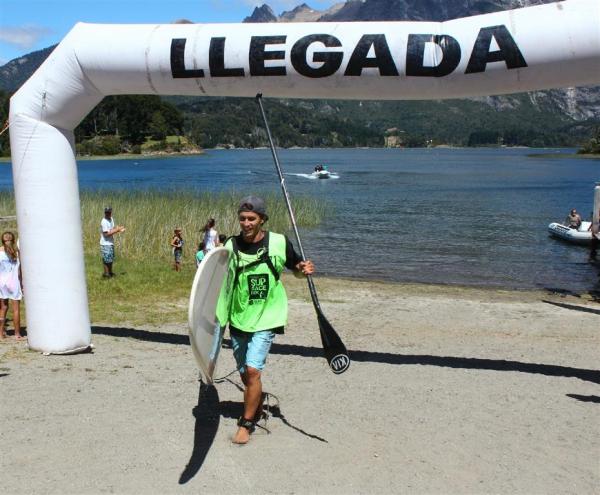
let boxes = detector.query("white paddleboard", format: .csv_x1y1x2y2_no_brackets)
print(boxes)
188,247,231,383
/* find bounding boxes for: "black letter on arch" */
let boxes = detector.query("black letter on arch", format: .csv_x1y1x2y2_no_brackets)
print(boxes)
344,34,399,76
406,34,460,77
170,39,205,78
250,36,287,76
465,25,527,73
291,34,343,78
209,37,245,77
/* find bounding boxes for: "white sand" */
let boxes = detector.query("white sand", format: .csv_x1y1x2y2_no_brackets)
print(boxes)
1,278,599,494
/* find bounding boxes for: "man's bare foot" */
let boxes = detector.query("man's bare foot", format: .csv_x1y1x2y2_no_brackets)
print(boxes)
15,334,25,341
232,426,251,444
232,417,255,445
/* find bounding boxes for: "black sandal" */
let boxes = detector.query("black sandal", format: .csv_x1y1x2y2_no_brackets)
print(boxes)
237,416,256,433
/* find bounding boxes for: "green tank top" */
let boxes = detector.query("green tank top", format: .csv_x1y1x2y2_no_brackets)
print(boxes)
216,232,288,332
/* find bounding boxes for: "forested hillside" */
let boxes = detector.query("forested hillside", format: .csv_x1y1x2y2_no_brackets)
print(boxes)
173,95,592,149
74,95,186,155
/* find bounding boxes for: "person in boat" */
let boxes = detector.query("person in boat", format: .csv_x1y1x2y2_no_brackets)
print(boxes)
566,209,582,229
216,196,314,445
314,164,323,172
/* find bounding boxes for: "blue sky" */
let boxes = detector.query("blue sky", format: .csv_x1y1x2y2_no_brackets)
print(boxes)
0,0,338,65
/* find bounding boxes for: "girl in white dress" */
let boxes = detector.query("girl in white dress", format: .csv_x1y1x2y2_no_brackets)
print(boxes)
0,231,23,339
202,218,219,253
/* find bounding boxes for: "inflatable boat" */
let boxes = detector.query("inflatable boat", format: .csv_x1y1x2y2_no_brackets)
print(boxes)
548,221,593,245
312,170,331,179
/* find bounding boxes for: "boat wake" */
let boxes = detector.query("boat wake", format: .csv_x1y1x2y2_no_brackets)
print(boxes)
286,173,340,180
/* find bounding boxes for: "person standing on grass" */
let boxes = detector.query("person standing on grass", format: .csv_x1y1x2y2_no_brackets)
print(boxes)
0,232,23,340
202,218,219,254
216,196,314,445
100,206,125,278
170,227,184,271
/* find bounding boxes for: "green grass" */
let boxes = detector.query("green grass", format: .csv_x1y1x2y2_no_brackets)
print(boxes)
0,189,327,326
85,255,197,325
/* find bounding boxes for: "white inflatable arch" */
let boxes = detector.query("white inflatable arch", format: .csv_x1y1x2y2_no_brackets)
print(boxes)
8,0,600,353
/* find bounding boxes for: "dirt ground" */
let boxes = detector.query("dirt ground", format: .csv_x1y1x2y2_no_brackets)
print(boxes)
1,277,599,494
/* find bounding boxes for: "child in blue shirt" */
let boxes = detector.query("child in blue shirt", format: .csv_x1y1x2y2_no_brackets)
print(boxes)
195,242,205,267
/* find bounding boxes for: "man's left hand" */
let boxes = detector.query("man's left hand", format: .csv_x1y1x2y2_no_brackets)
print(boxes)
295,260,315,276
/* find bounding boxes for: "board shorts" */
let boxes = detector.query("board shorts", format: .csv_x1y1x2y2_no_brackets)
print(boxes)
174,249,182,263
101,244,115,264
230,327,276,374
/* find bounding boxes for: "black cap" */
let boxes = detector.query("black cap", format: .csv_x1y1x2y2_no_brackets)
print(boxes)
238,196,268,220
104,206,112,213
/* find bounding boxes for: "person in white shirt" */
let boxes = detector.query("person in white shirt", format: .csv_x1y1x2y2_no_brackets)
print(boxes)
202,218,219,253
100,206,125,278
0,231,23,340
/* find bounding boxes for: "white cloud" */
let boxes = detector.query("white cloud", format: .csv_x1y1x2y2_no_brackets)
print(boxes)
0,25,52,50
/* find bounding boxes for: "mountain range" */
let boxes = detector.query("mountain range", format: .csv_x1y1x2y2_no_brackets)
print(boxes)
1,0,598,148
245,0,550,23
242,0,599,122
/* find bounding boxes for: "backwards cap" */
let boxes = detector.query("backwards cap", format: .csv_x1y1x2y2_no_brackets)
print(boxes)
238,196,268,221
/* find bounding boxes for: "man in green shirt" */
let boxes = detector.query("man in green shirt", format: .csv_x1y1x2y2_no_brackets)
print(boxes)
217,196,314,444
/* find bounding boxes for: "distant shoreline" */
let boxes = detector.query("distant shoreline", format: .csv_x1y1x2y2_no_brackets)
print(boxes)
2,147,596,164
76,150,205,161
527,152,600,159
0,150,205,163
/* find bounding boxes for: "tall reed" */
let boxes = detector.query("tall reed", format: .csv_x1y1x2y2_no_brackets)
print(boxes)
81,189,325,261
0,188,326,260
0,192,17,233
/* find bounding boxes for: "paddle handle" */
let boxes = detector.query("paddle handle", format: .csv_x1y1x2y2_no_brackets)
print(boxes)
256,94,322,310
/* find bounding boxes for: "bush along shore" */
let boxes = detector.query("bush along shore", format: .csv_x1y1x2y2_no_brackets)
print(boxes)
75,134,203,158
0,189,326,325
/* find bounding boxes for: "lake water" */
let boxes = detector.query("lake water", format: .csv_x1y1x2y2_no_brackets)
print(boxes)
2,148,599,292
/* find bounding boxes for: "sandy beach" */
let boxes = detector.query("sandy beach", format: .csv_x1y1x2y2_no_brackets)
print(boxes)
1,276,599,494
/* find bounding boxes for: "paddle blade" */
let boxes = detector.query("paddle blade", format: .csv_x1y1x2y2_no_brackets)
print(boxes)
317,311,350,374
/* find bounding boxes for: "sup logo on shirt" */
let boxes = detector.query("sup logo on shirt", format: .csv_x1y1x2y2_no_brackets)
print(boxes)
248,274,269,303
